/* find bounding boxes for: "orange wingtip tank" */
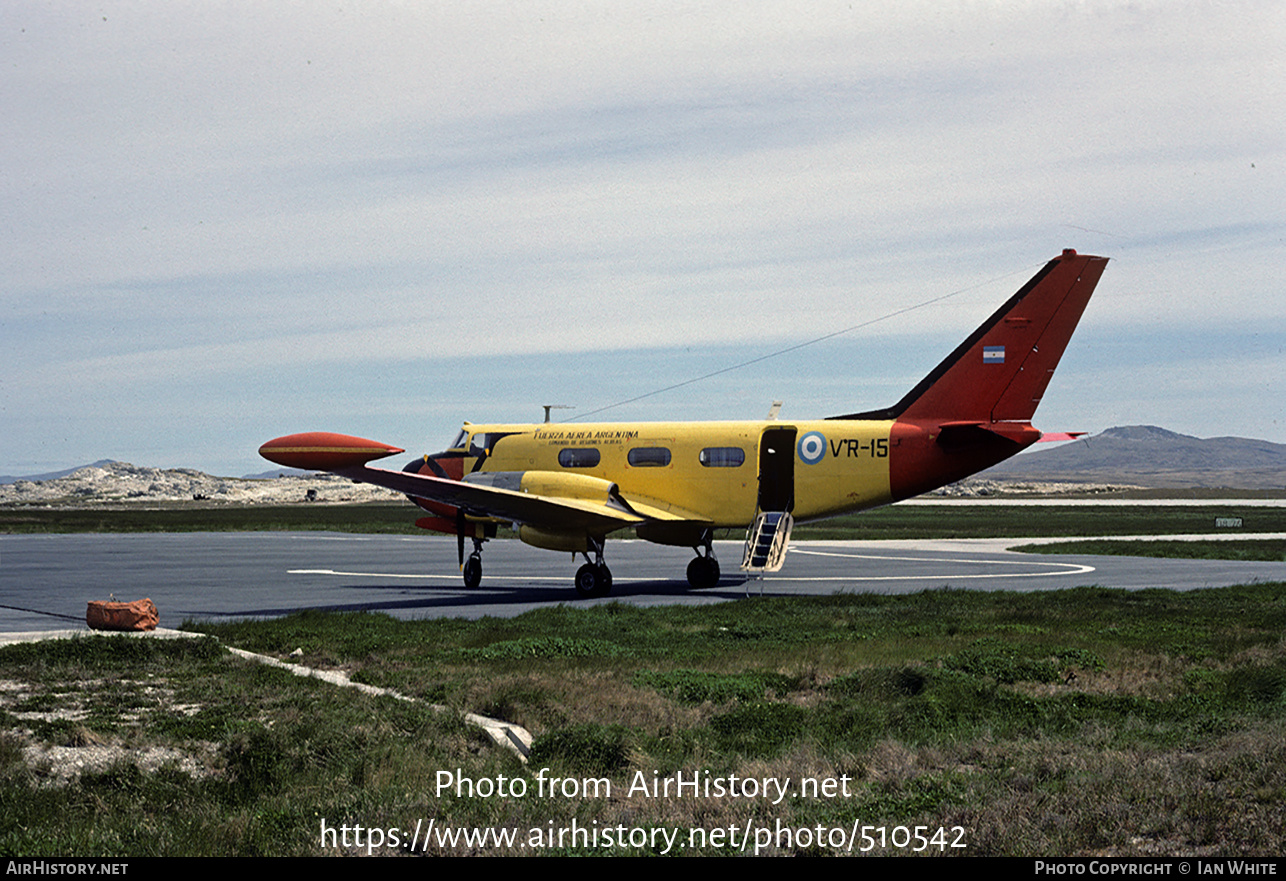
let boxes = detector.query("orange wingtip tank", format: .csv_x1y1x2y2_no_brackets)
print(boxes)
258,432,405,470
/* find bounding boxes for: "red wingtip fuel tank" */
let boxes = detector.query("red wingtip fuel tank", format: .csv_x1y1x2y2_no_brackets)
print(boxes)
258,432,405,470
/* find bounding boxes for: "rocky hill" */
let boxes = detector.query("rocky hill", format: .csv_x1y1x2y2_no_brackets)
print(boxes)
0,461,403,506
983,425,1286,489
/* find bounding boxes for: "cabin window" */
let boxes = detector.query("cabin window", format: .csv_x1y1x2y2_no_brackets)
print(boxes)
558,448,601,468
627,447,671,467
449,429,468,451
699,447,745,467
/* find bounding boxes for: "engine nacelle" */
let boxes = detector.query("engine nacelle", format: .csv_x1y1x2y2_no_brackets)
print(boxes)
518,525,591,553
519,471,619,501
461,471,623,552
463,470,622,504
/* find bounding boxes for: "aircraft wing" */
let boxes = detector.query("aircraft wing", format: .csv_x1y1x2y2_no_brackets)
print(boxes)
259,432,694,536
336,463,651,534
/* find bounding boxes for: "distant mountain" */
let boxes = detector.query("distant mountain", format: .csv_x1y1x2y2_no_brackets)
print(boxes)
984,425,1286,489
0,459,118,485
242,467,312,479
1,460,312,484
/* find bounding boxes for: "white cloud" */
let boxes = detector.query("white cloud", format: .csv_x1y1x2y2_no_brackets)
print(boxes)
2,1,1284,472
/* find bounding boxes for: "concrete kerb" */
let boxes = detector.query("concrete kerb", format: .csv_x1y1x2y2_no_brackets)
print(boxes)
0,627,533,760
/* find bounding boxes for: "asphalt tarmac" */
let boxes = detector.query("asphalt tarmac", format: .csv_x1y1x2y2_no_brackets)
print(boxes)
3,532,1285,633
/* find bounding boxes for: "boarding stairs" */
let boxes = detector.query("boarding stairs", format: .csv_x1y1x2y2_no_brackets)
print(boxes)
740,510,793,574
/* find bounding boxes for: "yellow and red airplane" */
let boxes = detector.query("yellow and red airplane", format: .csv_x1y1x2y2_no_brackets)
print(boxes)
260,249,1108,597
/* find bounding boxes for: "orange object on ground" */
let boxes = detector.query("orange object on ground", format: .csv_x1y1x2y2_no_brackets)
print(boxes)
86,598,159,631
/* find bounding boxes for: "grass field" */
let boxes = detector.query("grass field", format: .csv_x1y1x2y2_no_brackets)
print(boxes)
0,502,424,534
4,500,1284,856
3,584,1285,856
4,501,1285,540
1019,539,1286,562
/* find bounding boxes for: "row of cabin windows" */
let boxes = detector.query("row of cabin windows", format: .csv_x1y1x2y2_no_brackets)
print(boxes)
556,446,745,469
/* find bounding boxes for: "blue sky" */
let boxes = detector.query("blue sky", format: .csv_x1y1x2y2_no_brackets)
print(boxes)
3,1,1283,476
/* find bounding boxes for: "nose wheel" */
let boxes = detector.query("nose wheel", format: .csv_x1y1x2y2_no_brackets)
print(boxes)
459,525,486,589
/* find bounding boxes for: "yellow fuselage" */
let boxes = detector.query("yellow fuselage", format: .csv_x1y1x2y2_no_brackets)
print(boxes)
452,418,896,528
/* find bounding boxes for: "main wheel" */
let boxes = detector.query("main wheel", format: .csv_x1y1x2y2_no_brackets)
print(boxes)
574,563,612,598
462,554,482,589
686,555,721,589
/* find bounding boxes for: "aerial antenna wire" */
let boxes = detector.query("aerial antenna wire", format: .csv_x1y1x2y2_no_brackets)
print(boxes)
0,602,83,623
569,262,1037,422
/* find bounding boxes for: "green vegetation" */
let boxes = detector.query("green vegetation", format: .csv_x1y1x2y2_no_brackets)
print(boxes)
4,585,1286,856
1019,538,1286,562
789,504,1286,540
5,502,1285,540
0,503,421,534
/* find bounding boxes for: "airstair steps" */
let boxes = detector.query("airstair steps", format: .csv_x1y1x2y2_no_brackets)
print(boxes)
741,510,793,573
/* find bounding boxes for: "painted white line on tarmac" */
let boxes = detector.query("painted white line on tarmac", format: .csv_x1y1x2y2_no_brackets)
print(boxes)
289,568,570,582
785,547,1096,581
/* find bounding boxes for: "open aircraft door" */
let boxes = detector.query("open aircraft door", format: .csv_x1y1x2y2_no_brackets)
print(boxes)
743,426,796,574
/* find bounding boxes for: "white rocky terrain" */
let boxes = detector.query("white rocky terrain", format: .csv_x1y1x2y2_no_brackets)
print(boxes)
0,460,1132,507
922,477,1137,498
0,461,403,506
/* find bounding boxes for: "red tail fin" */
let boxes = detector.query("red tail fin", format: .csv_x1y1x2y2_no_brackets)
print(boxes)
832,250,1108,501
833,249,1108,424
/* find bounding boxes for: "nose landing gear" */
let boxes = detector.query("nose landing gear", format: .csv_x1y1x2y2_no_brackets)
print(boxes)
459,529,487,588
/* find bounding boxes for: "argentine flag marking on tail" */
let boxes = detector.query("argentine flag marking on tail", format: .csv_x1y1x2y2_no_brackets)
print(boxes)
983,346,1005,364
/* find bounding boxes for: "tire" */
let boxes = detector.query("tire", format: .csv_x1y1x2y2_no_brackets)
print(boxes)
686,555,720,589
462,554,482,589
575,563,600,598
574,563,612,598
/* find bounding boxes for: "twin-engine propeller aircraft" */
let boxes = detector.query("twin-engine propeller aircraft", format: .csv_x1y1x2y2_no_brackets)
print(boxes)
260,249,1107,597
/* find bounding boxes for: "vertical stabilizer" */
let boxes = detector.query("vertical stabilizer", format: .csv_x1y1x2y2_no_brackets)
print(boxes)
829,249,1108,500
834,249,1107,425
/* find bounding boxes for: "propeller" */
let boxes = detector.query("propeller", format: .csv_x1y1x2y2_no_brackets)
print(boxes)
457,508,466,569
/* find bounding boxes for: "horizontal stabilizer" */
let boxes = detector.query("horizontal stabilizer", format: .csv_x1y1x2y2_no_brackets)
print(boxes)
935,421,1041,451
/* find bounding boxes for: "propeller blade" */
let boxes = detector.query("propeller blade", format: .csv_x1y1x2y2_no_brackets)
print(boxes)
456,509,466,568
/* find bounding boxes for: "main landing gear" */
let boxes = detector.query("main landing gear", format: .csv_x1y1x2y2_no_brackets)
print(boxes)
574,538,612,598
458,532,613,598
686,531,721,589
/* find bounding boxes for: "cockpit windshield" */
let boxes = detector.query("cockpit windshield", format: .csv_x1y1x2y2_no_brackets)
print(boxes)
448,429,468,451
